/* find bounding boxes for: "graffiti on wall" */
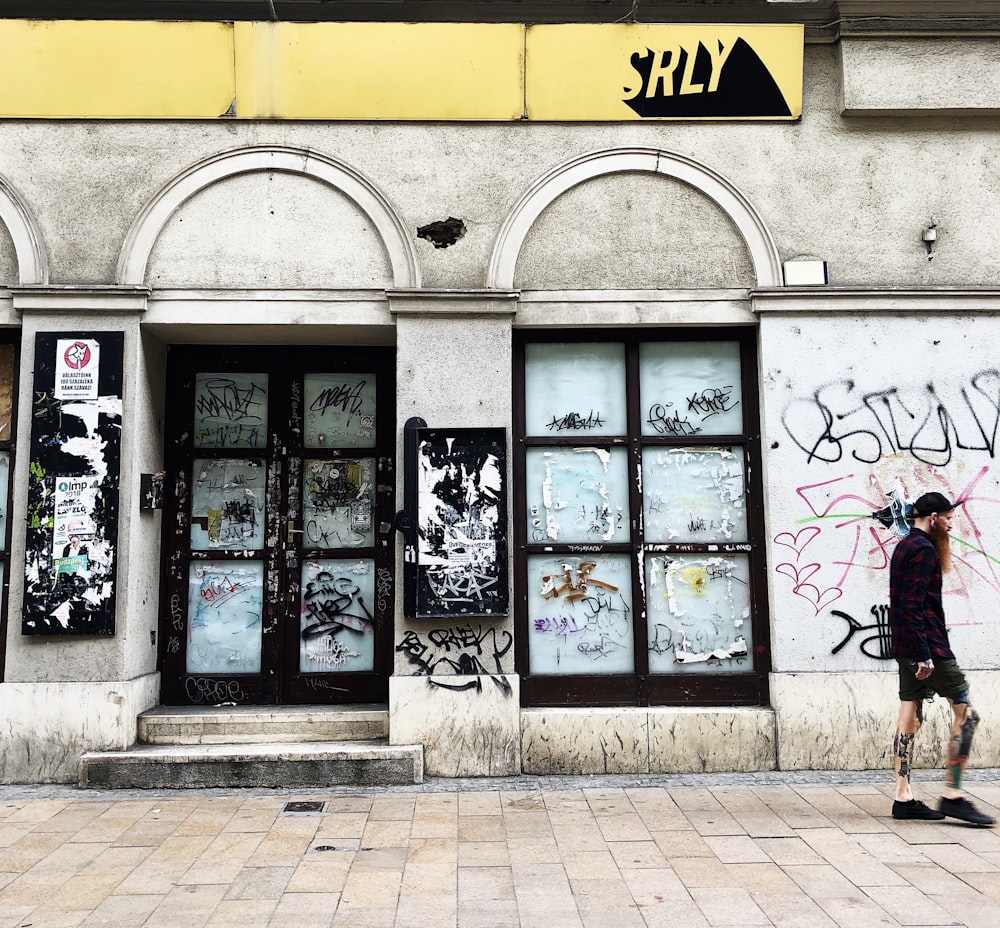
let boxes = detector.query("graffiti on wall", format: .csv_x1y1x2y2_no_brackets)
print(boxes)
396,622,513,694
22,333,123,636
781,371,1000,466
830,605,892,660
413,428,508,618
772,464,1000,659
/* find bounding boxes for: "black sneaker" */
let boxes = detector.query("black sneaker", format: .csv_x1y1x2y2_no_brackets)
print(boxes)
892,799,946,820
938,796,996,826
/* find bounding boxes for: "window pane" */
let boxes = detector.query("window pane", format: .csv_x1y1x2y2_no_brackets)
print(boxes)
304,373,376,449
186,561,263,673
524,343,626,436
302,458,375,549
300,559,376,672
646,553,752,674
642,447,747,543
525,447,630,544
193,373,268,449
640,342,743,437
190,458,266,550
527,554,634,674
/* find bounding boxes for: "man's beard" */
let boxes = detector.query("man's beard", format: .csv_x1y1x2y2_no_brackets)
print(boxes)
930,520,952,574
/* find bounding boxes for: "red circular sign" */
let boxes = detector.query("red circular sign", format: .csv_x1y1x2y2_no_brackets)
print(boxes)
64,341,92,370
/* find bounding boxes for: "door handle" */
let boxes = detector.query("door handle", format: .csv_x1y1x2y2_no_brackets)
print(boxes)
286,521,303,544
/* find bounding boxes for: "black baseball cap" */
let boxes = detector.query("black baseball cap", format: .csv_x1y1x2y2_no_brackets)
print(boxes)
911,492,955,518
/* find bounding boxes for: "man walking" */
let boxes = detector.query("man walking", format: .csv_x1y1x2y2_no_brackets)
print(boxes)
889,492,995,825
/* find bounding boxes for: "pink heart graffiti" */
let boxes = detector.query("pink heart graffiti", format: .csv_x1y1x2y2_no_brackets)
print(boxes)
774,561,843,615
773,526,820,559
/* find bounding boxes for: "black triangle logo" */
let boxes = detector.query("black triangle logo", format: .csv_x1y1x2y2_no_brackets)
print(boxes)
623,37,792,118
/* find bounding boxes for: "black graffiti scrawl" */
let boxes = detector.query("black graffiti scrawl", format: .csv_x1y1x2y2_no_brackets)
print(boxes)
22,332,123,636
623,37,792,118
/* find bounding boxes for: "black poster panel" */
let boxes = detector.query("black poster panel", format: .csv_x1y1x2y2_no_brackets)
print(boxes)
412,428,508,619
22,332,124,636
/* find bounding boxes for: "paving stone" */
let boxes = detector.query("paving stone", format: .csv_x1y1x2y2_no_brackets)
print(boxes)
687,884,772,925
458,865,516,902
80,892,163,927
702,834,772,864
863,884,967,925
223,865,294,900
459,814,507,842
459,840,510,867
913,841,1000,872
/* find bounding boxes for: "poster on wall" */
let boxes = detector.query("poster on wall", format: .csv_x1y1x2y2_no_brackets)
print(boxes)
54,338,100,400
409,428,508,619
22,332,123,636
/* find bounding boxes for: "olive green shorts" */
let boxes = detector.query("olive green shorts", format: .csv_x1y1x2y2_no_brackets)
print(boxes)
897,658,970,704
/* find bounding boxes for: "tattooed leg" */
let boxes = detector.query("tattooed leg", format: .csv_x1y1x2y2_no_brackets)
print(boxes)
894,700,921,801
895,731,916,782
945,702,980,793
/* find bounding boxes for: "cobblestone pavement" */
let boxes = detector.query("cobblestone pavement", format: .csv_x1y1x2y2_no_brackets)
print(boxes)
2,768,1000,927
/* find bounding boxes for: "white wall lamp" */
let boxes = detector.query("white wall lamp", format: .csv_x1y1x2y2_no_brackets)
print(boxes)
922,216,939,261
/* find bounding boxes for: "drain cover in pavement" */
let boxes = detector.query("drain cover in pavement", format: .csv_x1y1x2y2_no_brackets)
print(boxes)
283,801,325,813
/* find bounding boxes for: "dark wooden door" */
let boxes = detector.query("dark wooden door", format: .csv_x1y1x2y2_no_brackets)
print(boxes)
160,346,395,705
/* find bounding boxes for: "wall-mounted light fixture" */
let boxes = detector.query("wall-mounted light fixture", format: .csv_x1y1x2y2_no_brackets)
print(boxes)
922,216,939,261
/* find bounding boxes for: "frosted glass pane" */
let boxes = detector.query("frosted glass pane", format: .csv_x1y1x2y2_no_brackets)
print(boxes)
640,342,743,436
646,554,753,674
525,447,629,544
524,343,626,436
527,554,634,674
304,373,376,449
642,447,747,543
302,458,375,549
193,373,268,449
186,561,263,673
300,559,376,672
190,458,267,550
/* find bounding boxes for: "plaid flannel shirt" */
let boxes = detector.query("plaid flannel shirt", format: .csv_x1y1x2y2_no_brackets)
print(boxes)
889,527,954,662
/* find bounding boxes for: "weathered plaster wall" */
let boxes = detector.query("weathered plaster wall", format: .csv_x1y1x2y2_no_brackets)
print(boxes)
0,222,16,288
0,673,159,783
119,330,166,679
515,172,756,289
0,46,995,291
772,671,1000,770
390,309,519,776
146,172,393,289
761,313,1000,675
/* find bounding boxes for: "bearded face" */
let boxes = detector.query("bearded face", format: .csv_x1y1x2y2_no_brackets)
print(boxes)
930,516,953,574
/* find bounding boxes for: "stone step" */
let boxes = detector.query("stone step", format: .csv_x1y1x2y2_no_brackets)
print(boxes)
138,704,388,745
79,739,423,789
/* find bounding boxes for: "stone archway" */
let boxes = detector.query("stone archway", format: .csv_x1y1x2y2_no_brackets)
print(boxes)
117,145,420,289
0,173,48,286
487,147,781,290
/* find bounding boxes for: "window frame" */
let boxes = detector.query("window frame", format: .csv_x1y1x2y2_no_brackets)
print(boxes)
513,328,771,708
